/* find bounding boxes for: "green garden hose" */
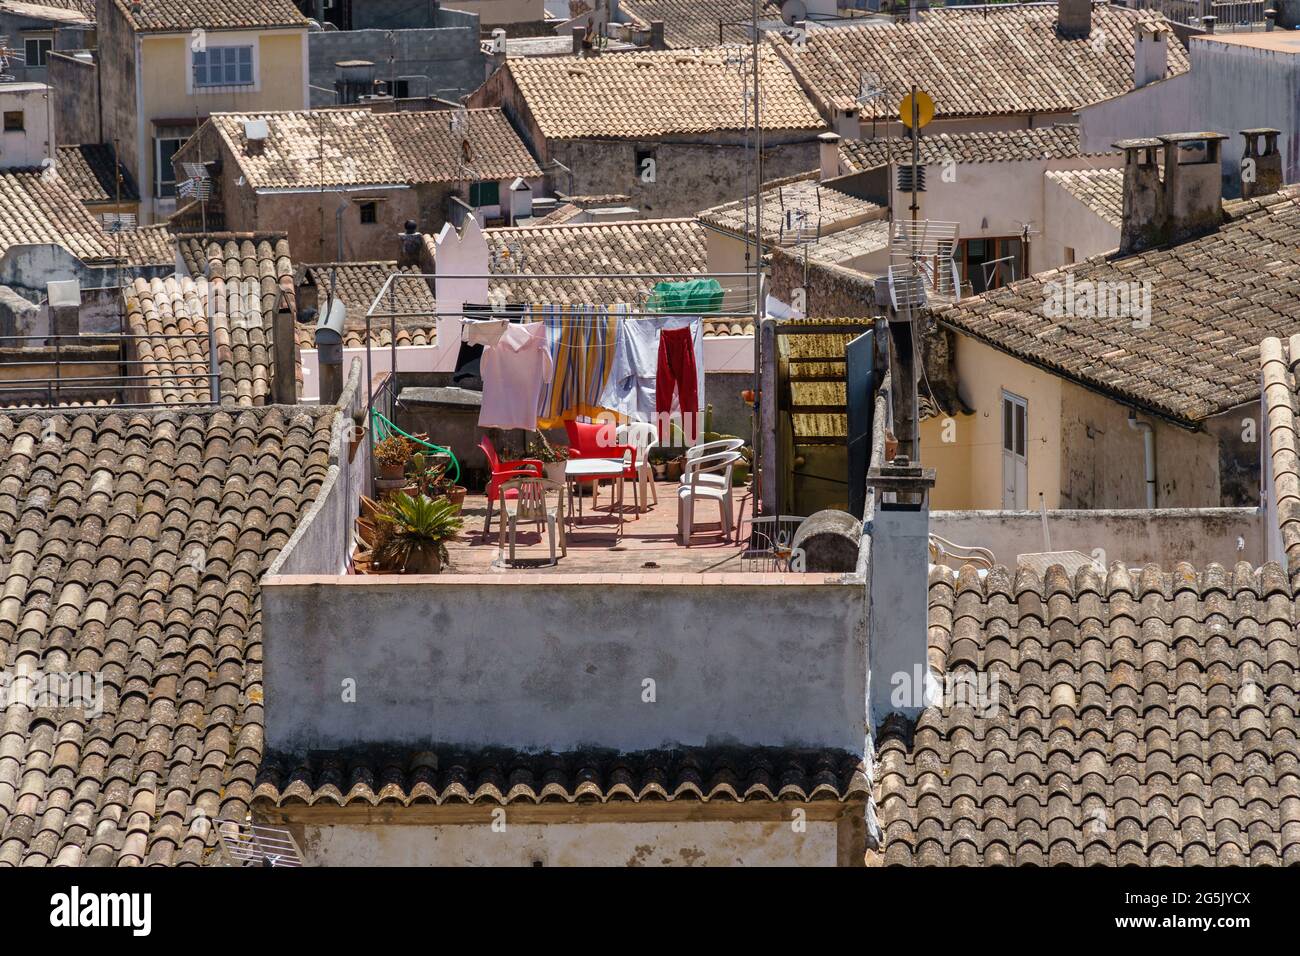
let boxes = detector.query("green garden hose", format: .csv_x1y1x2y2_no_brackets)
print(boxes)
370,409,461,485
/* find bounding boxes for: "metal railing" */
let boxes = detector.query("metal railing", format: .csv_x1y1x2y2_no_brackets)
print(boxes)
1141,0,1269,27
0,329,220,409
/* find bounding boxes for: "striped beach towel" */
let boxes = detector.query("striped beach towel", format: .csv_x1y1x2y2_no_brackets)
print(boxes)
536,303,621,427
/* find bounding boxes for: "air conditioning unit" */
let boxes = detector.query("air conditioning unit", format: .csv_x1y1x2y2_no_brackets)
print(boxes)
244,118,269,142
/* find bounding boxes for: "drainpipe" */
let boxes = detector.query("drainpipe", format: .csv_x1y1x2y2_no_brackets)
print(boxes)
1127,410,1156,508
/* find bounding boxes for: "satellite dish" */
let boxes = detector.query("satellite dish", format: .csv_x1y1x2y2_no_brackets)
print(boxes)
780,0,806,26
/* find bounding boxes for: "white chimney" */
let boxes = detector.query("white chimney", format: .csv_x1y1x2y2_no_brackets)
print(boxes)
818,131,841,180
834,107,859,139
1134,21,1168,90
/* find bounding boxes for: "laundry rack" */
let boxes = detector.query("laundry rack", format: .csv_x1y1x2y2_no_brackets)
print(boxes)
361,268,768,505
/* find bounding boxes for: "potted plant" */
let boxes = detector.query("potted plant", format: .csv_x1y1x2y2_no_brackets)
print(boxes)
530,432,569,483
374,434,413,479
372,492,463,574
407,452,467,512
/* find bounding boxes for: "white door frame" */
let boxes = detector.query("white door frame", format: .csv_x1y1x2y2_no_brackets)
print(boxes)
1001,389,1028,510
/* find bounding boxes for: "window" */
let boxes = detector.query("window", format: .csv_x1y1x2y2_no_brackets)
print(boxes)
192,45,254,88
24,37,52,68
359,201,377,224
634,148,656,183
1064,246,1076,265
957,236,1023,295
469,181,500,207
154,136,185,197
387,79,410,99
1001,391,1028,510
3,112,23,133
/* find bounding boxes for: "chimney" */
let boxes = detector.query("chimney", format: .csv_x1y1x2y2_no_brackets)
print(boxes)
1265,8,1277,30
397,219,423,268
1159,132,1226,244
649,20,666,50
867,455,937,726
1115,137,1165,254
572,26,585,55
834,106,859,138
1133,21,1168,90
818,131,841,180
1240,128,1283,199
1201,14,1217,33
1057,0,1092,38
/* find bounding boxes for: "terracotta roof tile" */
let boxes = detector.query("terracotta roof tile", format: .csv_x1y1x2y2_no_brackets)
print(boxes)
0,169,116,262
776,5,1189,118
54,144,139,204
111,0,306,32
876,560,1300,866
937,186,1300,424
0,406,334,865
298,262,436,349
698,174,885,242
124,232,296,406
1045,166,1125,228
208,108,541,190
1261,336,1300,592
618,0,783,47
254,747,869,808
504,46,825,140
839,125,1096,171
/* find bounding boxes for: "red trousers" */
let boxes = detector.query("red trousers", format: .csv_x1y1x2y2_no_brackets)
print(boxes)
656,326,698,442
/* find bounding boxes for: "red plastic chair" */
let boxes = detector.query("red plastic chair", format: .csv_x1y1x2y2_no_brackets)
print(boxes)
479,436,543,537
563,420,636,513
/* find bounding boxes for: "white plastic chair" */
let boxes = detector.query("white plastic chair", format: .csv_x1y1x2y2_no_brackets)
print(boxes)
683,438,745,491
498,477,567,566
677,450,740,546
617,421,659,512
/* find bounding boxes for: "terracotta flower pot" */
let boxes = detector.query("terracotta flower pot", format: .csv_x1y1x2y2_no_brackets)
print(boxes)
544,461,567,483
374,476,406,499
444,486,468,512
665,458,684,481
348,426,366,463
401,544,444,574
378,461,405,480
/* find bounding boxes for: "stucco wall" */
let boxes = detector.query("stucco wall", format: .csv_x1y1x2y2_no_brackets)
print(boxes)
262,573,867,754
0,85,53,168
287,817,841,866
308,27,485,102
96,0,139,185
1041,174,1120,265
931,507,1264,569
48,53,100,146
549,137,822,218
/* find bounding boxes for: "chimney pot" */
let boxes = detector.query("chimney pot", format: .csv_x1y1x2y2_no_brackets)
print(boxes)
1114,137,1165,255
1057,0,1092,39
649,20,666,50
1202,14,1217,32
818,131,841,180
572,26,585,56
1133,21,1168,90
1239,128,1283,199
1265,8,1277,30
1159,131,1227,244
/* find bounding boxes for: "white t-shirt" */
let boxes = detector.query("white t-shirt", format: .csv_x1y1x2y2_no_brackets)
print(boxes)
478,322,553,431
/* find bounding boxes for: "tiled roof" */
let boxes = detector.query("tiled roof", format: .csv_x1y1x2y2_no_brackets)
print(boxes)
775,5,1189,118
0,169,116,262
1045,166,1125,228
804,218,891,268
618,0,783,47
114,223,176,267
55,144,140,204
698,175,884,242
254,747,869,807
124,232,295,406
875,561,1300,866
0,406,334,865
482,217,749,337
937,187,1300,424
502,47,825,139
1261,337,1300,593
3,0,96,20
298,262,436,350
111,0,307,32
838,126,1091,171
208,109,541,190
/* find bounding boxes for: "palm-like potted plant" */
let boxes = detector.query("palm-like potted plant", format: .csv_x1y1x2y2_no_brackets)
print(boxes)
372,492,463,574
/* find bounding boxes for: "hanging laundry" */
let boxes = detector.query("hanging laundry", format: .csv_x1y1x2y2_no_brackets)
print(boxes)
478,321,552,431
464,317,509,347
536,303,618,428
599,314,701,422
656,325,700,443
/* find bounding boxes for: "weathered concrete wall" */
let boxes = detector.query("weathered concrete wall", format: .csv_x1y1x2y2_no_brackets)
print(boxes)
549,136,822,218
284,817,841,866
48,53,100,146
308,27,486,102
768,250,877,318
96,0,141,185
930,507,1264,569
262,572,867,754
266,359,368,577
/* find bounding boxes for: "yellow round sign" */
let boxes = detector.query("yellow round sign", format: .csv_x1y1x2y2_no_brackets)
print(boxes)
899,90,935,130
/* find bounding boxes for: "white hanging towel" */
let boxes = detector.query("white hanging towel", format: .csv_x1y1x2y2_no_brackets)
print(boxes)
598,314,703,421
